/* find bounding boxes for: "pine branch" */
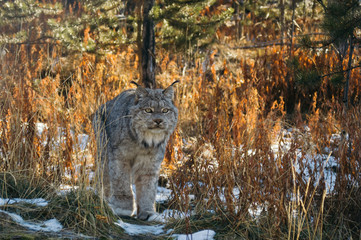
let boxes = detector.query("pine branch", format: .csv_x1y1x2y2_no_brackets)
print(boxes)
320,64,361,79
6,36,56,45
164,0,206,6
232,39,326,50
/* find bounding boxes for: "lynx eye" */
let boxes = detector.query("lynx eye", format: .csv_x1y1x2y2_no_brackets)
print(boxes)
162,108,169,113
144,108,153,113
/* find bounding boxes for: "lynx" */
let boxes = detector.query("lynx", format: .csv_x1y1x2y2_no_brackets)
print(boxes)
93,82,178,220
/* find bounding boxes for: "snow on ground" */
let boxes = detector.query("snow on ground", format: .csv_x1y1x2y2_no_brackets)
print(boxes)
294,152,337,193
0,197,62,232
115,220,166,236
0,184,207,238
158,209,191,221
271,128,339,193
117,187,215,239
156,186,172,203
0,198,48,207
116,220,216,240
174,230,216,240
0,209,62,232
35,123,90,152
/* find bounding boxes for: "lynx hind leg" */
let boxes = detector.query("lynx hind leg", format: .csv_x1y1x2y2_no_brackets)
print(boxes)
92,111,111,198
108,151,136,217
92,111,108,163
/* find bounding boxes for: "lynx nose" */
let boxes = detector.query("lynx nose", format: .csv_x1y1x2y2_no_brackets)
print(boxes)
153,119,163,125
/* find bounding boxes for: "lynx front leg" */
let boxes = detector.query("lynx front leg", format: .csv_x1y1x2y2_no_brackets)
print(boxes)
134,164,160,220
107,150,135,217
135,173,158,220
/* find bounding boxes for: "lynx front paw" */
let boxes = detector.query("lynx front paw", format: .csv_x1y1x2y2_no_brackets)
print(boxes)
137,211,160,221
112,207,134,217
108,196,135,217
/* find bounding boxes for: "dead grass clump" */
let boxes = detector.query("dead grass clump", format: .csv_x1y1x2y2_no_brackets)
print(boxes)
0,170,124,238
47,188,125,238
0,172,55,199
164,44,361,238
322,188,361,239
167,72,293,237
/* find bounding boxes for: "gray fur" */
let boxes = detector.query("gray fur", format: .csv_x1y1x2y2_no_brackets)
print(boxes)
93,84,178,220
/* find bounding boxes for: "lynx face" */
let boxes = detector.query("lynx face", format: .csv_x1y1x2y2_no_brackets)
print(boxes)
130,88,178,148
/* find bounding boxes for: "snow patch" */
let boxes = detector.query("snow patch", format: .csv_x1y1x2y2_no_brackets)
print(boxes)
152,209,192,223
0,198,48,207
115,220,165,235
156,186,172,203
174,230,216,240
0,209,62,232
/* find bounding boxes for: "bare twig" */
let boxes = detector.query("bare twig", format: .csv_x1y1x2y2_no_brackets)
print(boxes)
320,64,361,79
232,40,326,50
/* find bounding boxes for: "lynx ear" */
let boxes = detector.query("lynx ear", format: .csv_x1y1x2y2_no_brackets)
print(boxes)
132,81,149,103
163,80,179,100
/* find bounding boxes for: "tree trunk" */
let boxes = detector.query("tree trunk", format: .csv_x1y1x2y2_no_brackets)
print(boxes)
341,35,354,168
140,0,156,89
235,1,240,41
235,0,244,41
284,0,297,114
279,0,285,45
289,0,296,56
343,36,354,110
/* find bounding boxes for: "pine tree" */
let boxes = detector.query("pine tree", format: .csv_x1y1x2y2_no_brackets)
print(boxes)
152,0,233,53
320,0,360,50
48,0,233,87
47,0,157,87
0,0,60,45
47,0,127,54
318,0,361,108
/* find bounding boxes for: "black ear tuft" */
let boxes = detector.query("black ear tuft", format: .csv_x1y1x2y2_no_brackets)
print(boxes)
130,81,140,87
169,80,180,87
162,80,179,100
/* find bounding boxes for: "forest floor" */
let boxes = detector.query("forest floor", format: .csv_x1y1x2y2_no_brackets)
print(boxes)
0,123,341,240
0,186,216,240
